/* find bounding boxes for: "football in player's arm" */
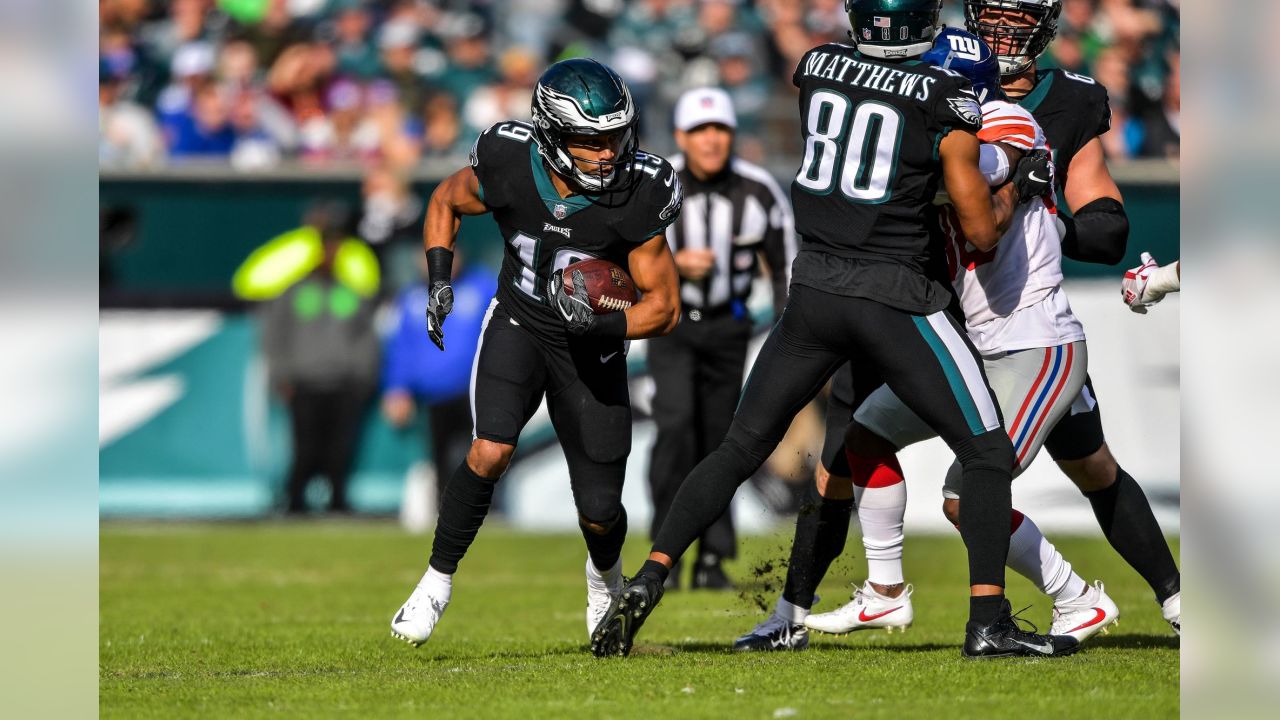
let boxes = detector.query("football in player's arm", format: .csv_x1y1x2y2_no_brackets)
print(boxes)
422,164,679,344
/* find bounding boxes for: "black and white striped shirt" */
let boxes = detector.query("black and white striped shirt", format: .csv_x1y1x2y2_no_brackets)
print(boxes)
666,155,797,316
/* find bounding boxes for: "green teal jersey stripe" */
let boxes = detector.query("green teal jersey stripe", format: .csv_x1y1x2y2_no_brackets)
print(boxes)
911,314,985,436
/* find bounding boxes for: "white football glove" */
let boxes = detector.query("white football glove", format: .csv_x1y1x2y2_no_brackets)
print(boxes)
1121,252,1180,314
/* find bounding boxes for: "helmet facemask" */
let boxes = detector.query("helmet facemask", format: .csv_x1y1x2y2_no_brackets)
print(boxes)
531,81,639,193
964,0,1061,76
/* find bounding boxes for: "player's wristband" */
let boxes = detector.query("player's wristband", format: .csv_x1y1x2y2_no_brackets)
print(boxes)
586,310,628,340
426,247,454,286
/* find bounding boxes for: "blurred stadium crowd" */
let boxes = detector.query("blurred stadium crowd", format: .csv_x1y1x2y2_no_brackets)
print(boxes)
99,0,1181,173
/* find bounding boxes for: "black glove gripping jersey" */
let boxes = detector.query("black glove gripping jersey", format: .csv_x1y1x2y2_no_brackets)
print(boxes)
470,120,683,342
1016,68,1112,198
788,43,983,314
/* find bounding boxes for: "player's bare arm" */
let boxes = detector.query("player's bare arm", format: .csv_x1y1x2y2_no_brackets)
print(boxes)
1063,137,1122,212
423,165,489,254
940,129,1001,251
623,231,681,338
420,166,489,350
1059,137,1129,265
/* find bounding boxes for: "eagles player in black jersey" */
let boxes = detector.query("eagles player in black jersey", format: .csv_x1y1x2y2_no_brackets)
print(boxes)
591,0,1079,660
967,0,1181,634
390,58,683,649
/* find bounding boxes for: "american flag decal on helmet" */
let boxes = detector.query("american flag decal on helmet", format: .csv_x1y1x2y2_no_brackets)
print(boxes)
873,16,892,28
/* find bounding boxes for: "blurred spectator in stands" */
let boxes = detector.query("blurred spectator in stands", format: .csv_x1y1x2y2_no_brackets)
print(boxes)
1093,47,1137,159
462,47,537,135
433,15,498,113
229,86,288,169
157,40,217,131
267,41,338,133
419,90,465,159
381,249,496,508
167,82,238,158
230,0,311,68
217,37,261,88
141,0,221,68
378,19,429,117
299,78,378,163
504,0,563,61
358,161,423,257
331,0,383,79
1139,49,1178,158
259,201,382,515
100,60,166,169
710,32,768,161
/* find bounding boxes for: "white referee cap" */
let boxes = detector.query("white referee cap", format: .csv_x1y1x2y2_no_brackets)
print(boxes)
673,87,737,132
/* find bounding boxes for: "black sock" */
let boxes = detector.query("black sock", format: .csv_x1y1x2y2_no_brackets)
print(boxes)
1084,467,1180,604
954,432,1014,588
428,462,498,574
651,439,762,565
782,486,854,609
581,507,628,574
638,559,670,584
969,595,1004,626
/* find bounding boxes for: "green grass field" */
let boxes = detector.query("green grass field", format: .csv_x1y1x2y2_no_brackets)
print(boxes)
100,521,1178,718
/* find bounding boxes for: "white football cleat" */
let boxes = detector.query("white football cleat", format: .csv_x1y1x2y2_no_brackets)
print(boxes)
804,581,914,634
390,583,450,647
1050,580,1120,642
1162,592,1180,636
585,557,623,638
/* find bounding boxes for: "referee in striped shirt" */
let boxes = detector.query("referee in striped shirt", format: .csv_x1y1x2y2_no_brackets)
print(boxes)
647,87,796,590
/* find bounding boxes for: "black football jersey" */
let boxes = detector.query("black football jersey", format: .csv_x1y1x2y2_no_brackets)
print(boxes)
789,43,984,313
469,121,683,342
1017,68,1111,199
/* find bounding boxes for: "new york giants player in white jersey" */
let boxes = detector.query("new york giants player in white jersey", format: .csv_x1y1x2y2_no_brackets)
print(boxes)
792,29,1120,644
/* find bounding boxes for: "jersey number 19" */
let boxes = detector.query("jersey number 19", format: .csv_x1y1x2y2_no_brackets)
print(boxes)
795,90,903,204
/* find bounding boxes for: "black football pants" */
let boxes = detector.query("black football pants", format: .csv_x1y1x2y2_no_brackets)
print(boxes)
651,285,1016,588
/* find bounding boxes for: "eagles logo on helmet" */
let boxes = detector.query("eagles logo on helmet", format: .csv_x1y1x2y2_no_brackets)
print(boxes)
529,58,640,193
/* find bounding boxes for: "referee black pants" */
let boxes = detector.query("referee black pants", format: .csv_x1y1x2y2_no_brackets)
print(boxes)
647,309,750,560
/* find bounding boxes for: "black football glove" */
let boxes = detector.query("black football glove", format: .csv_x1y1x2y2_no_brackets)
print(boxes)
425,280,454,351
1010,149,1054,203
549,268,595,336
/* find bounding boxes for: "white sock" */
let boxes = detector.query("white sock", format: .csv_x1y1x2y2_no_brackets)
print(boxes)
421,565,453,602
776,596,808,624
586,557,622,588
1005,512,1086,604
854,481,907,586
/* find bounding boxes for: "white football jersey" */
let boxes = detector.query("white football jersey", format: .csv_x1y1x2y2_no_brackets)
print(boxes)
939,99,1085,356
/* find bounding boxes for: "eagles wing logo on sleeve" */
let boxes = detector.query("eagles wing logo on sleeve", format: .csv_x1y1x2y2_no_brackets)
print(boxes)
947,96,983,126
659,173,683,221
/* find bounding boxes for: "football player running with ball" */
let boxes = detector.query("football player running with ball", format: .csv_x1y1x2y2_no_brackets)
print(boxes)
593,0,1079,660
390,58,683,648
967,0,1180,633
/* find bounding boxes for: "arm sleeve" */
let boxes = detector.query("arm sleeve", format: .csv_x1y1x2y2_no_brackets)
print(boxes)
1060,197,1129,266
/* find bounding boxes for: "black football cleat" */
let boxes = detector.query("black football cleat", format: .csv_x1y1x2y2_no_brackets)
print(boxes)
590,573,664,657
963,600,1081,659
733,614,809,652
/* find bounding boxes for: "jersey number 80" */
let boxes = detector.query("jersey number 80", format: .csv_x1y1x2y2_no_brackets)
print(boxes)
795,90,903,204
